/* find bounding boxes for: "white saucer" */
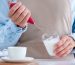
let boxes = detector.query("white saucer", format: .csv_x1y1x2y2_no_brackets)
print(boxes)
1,57,34,63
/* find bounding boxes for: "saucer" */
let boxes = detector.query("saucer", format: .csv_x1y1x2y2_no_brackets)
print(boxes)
1,57,34,63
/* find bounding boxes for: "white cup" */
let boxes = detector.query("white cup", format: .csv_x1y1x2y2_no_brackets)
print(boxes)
8,47,27,60
42,34,60,56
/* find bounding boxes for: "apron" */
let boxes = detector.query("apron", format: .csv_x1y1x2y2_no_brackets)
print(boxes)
17,0,73,59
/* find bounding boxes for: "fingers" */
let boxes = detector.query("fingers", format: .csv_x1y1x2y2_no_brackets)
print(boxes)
56,43,73,57
9,1,31,28
61,48,72,57
54,38,70,54
9,2,22,16
11,5,26,22
55,35,68,48
54,35,75,57
15,8,29,25
18,10,31,28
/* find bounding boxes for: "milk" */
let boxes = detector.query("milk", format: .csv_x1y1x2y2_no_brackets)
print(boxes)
43,35,60,56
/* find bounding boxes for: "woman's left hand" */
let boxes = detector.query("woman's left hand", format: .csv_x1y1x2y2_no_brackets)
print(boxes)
54,35,75,57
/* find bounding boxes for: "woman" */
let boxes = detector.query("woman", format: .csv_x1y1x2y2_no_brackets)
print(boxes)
0,0,75,58
18,0,75,58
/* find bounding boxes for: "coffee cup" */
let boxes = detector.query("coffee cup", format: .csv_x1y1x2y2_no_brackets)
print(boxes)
8,47,27,59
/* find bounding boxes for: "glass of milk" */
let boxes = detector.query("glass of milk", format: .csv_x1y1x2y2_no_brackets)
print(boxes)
42,34,60,56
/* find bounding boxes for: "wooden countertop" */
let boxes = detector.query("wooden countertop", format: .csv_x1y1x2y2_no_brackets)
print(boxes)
0,59,39,65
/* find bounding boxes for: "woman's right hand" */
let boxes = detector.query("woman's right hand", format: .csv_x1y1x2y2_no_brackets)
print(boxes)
9,1,31,28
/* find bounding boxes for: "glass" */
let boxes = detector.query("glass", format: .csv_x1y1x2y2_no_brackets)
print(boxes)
42,33,60,56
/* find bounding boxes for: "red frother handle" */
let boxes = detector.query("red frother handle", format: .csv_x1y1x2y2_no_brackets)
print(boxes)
10,3,35,24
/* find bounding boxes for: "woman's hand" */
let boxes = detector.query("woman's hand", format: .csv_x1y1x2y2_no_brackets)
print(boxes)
54,35,75,57
9,2,31,28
